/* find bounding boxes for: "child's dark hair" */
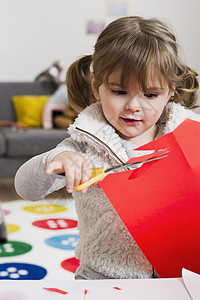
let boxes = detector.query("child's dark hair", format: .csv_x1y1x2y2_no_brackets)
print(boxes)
66,16,199,112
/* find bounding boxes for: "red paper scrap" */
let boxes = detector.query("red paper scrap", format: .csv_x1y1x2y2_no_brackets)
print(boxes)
43,287,68,295
100,119,200,278
84,289,88,295
113,286,122,290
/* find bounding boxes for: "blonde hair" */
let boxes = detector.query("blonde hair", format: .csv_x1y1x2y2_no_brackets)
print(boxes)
66,16,199,112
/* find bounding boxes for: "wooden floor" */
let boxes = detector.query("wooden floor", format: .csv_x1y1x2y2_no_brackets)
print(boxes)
0,178,20,202
0,178,69,202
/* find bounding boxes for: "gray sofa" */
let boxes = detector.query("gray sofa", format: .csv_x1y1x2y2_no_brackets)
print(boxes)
0,82,69,178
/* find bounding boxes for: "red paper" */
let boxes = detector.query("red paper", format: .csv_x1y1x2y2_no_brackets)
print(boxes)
99,119,200,278
84,289,88,295
113,286,122,290
43,287,68,295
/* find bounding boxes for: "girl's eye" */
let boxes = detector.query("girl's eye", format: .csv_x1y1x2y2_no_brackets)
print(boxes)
112,90,127,95
144,93,158,99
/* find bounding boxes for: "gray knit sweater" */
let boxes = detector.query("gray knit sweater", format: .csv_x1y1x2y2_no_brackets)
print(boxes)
15,101,200,279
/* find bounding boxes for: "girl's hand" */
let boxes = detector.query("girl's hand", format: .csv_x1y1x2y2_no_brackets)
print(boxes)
45,151,92,193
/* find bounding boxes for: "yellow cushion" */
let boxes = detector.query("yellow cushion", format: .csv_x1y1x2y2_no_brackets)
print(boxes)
12,95,50,127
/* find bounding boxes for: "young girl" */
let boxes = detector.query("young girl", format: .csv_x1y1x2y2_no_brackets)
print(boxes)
15,16,199,279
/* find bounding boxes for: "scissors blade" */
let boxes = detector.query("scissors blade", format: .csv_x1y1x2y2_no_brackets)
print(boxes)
105,153,168,174
74,149,169,191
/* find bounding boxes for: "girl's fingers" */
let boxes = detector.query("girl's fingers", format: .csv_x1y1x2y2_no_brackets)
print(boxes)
72,166,91,193
65,166,84,193
92,182,100,188
81,158,92,184
73,167,82,187
46,161,63,175
65,172,75,193
81,167,92,185
45,151,93,194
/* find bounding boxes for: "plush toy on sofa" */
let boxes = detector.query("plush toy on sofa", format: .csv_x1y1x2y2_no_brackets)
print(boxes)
35,61,63,86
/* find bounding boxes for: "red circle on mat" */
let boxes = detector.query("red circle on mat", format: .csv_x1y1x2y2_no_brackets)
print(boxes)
32,218,78,230
61,257,80,273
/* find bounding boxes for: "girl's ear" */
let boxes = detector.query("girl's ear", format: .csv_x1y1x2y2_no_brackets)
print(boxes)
91,72,100,100
168,85,176,100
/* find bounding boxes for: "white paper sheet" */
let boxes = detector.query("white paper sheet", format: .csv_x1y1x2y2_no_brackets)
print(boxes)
182,268,200,300
0,277,191,300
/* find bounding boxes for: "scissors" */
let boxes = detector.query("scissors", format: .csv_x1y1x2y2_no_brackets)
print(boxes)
73,148,169,191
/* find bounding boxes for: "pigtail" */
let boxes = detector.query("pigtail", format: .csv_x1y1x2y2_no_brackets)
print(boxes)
171,65,199,109
66,55,97,112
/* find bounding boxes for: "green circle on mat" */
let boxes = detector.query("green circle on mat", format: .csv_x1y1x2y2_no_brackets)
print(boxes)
0,241,32,257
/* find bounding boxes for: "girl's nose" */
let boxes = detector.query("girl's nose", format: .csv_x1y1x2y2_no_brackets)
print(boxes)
125,96,141,112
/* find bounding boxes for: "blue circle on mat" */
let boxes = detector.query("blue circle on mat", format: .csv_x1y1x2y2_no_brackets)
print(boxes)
0,263,47,280
45,234,80,250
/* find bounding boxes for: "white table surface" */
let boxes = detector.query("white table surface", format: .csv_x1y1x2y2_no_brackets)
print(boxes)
0,277,192,300
0,268,199,300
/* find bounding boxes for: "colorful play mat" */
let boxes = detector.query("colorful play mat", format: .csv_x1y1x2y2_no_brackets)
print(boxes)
0,199,80,280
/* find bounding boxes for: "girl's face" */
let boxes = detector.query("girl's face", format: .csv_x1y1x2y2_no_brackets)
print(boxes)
91,69,173,146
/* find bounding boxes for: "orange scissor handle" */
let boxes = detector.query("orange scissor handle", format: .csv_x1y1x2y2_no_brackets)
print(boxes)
73,167,107,191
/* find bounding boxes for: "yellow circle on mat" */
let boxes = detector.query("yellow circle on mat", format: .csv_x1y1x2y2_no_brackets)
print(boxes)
7,224,20,234
22,204,67,214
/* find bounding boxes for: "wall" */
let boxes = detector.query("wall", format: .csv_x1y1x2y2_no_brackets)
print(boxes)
0,0,199,82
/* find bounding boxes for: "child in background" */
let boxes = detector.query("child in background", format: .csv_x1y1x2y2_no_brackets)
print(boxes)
15,16,199,279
